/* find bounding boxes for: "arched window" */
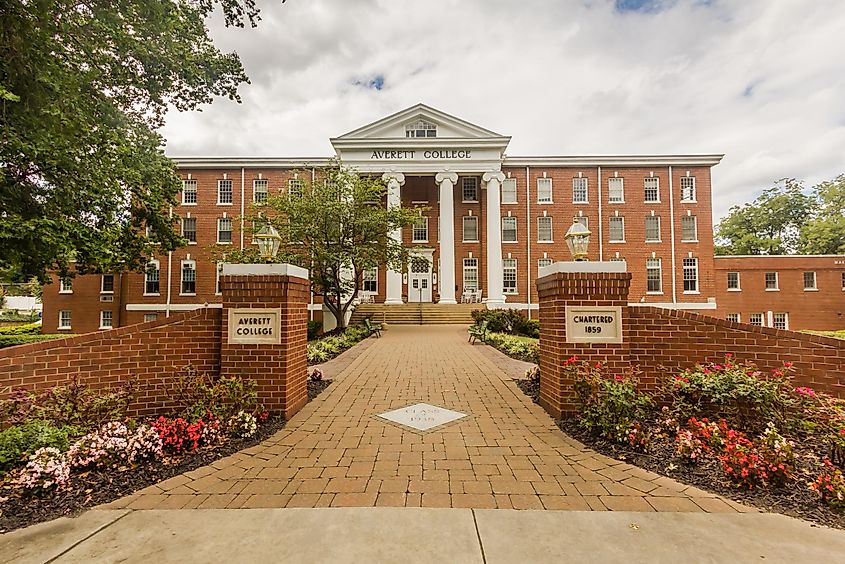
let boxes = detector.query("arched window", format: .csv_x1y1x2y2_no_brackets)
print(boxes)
405,120,436,138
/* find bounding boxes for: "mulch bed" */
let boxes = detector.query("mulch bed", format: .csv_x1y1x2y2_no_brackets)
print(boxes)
514,378,845,530
0,379,333,533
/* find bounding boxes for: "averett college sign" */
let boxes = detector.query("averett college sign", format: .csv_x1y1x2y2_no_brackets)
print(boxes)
370,149,473,160
228,308,282,345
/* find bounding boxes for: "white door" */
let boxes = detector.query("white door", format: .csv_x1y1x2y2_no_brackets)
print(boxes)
408,257,432,303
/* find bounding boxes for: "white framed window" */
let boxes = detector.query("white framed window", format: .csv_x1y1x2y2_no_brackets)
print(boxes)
99,310,113,330
765,271,779,290
288,178,304,197
181,261,196,295
538,258,553,275
803,271,817,290
101,274,114,294
462,215,479,242
216,261,223,295
646,258,662,293
609,216,625,242
773,312,789,330
680,176,696,202
58,310,72,330
502,178,518,204
644,177,660,202
749,313,764,326
683,257,699,293
412,216,429,243
253,179,269,203
537,177,553,203
681,215,698,242
503,258,517,294
143,313,158,323
645,216,661,242
405,120,436,138
502,217,517,242
182,179,198,205
463,258,479,291
842,272,845,290
609,256,625,262
726,313,740,323
362,268,377,293
572,177,588,203
217,217,233,244
727,271,740,291
217,179,233,204
59,277,73,294
462,177,478,202
608,177,624,203
182,217,197,243
537,216,553,242
145,261,160,295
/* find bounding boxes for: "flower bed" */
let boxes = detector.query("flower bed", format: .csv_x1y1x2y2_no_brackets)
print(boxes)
306,324,374,365
516,356,845,529
485,333,539,364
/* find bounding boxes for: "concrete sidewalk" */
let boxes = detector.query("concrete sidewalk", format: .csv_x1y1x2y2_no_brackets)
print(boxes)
3,508,844,563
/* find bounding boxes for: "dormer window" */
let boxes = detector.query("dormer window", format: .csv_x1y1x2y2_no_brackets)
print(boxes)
405,120,436,138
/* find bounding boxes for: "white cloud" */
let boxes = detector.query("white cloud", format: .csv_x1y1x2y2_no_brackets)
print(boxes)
161,0,845,220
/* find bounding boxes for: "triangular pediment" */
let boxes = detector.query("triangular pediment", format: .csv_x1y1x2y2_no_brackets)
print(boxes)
332,104,507,141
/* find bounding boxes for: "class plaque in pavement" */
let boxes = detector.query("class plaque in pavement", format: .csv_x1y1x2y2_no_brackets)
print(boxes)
377,403,467,432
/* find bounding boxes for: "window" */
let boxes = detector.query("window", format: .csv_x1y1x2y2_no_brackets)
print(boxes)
100,310,113,329
463,258,478,291
143,313,158,323
288,179,304,197
502,178,517,204
253,179,269,203
58,310,72,329
803,271,817,290
218,217,233,244
182,179,197,205
216,262,223,294
362,268,377,293
538,258,553,275
181,261,196,295
412,216,428,242
537,178,553,203
645,216,661,242
646,258,662,293
727,272,740,290
683,257,699,292
680,176,696,201
644,177,660,202
217,179,233,204
608,177,624,203
145,262,160,295
59,277,73,294
726,313,740,323
502,217,517,242
572,177,588,203
609,256,625,262
609,216,625,242
462,177,478,202
842,272,845,290
101,274,114,293
773,313,789,330
765,272,779,290
537,216,553,242
681,215,698,242
503,258,517,294
182,217,197,243
462,216,478,242
405,120,436,138
749,313,763,326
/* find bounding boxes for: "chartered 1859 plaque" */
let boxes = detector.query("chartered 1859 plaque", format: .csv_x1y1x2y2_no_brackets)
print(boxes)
565,305,623,344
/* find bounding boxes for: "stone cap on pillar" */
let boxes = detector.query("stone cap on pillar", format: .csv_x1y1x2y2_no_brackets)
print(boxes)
221,263,310,280
538,260,627,279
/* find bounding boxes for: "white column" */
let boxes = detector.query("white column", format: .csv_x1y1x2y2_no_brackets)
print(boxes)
483,171,506,308
382,172,405,305
435,171,458,305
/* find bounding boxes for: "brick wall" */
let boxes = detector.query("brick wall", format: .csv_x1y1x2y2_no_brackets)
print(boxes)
0,308,222,418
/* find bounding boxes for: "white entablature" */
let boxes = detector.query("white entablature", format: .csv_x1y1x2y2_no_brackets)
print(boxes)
330,103,511,174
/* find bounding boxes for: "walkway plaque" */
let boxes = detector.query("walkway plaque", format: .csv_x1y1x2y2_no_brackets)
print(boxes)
228,308,282,345
565,306,623,344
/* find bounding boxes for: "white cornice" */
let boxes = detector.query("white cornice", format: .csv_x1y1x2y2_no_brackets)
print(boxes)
330,137,512,149
172,157,332,169
502,154,725,167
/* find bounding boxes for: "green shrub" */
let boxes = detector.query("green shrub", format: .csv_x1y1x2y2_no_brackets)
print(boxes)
485,333,539,363
0,333,69,349
306,324,369,364
0,322,42,335
307,320,322,341
471,309,537,337
170,366,258,422
0,419,80,471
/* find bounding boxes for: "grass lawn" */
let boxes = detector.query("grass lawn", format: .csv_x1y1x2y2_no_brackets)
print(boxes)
802,329,845,340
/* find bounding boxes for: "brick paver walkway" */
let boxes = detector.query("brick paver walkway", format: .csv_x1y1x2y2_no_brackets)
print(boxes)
108,326,750,512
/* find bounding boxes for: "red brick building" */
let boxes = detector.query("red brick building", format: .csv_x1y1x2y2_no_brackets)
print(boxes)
715,255,845,331
43,104,724,334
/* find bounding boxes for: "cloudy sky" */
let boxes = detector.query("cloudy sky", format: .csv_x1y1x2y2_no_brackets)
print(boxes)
162,0,845,221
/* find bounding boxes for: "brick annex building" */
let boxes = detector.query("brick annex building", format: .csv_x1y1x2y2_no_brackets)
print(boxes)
42,105,845,333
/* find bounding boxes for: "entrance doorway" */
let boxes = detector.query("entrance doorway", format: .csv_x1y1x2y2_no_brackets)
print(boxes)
408,256,432,303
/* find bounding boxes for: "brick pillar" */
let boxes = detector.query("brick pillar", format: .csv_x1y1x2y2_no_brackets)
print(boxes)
220,264,309,419
537,262,632,419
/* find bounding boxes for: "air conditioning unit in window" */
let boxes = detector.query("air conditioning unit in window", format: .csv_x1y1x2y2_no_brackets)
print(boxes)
100,295,114,303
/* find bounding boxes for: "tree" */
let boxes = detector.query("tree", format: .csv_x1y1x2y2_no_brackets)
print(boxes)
0,0,263,282
714,179,815,255
219,166,422,329
799,174,845,254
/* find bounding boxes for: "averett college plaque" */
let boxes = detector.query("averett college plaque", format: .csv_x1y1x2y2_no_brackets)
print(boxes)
565,305,623,344
228,308,282,345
